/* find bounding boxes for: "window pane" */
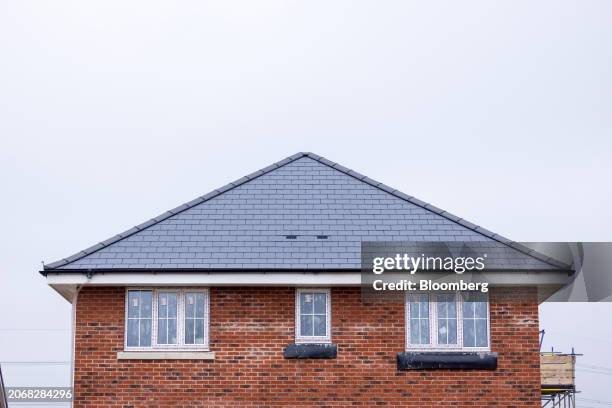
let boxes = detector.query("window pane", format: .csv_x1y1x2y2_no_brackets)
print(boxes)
300,293,313,314
140,319,152,347
300,315,313,336
448,318,457,344
475,301,487,319
168,294,178,318
410,319,421,344
313,293,326,314
313,315,326,336
159,319,168,344
185,294,195,318
437,300,447,318
168,294,178,317
462,294,488,348
438,319,448,343
195,319,204,344
126,291,152,347
127,291,140,318
410,296,427,319
436,295,457,346
410,300,420,318
185,319,194,344
157,292,178,345
420,299,429,317
159,293,177,317
448,299,457,317
184,292,206,345
463,320,475,347
475,319,488,347
158,293,167,317
194,293,205,318
420,319,429,343
140,292,152,318
168,318,177,344
127,319,139,347
463,299,475,317
438,318,458,345
408,295,430,345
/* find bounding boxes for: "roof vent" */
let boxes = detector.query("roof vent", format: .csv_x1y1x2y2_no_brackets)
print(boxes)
316,235,329,239
285,235,297,240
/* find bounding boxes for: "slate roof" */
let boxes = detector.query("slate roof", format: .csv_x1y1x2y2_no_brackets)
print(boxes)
43,152,568,272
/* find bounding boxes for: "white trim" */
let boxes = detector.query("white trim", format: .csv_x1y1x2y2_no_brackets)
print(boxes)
405,291,490,352
295,288,331,344
124,288,210,352
117,351,215,360
45,271,570,287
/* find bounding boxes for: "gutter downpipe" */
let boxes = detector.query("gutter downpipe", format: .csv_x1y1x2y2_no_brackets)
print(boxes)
70,284,83,408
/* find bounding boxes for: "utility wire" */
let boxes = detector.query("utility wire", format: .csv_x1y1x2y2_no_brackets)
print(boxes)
578,397,612,406
580,364,612,372
0,329,69,332
578,369,612,377
0,362,70,365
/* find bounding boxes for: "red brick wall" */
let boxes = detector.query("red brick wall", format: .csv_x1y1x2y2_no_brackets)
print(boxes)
73,287,540,407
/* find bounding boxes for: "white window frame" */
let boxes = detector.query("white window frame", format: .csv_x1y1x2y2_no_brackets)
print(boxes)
295,288,331,344
155,290,180,346
405,292,490,352
124,288,210,351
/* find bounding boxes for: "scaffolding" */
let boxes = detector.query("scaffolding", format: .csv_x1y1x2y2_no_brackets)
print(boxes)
540,331,579,408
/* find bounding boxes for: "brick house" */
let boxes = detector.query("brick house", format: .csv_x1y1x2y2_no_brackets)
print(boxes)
42,152,570,407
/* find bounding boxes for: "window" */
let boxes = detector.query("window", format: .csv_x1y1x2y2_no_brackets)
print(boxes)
405,292,489,351
436,293,458,345
125,288,209,350
462,293,489,348
295,288,331,343
184,292,206,345
157,291,178,345
127,290,152,347
408,294,430,345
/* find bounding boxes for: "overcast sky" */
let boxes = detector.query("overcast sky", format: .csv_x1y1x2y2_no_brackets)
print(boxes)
1,1,611,406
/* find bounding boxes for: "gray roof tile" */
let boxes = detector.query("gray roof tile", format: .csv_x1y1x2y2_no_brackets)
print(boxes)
44,152,569,271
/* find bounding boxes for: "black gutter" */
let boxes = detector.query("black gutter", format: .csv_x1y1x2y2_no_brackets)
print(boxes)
40,268,364,276
40,267,574,277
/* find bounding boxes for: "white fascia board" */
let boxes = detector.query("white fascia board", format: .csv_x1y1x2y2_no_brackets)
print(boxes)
377,271,571,286
47,271,571,301
47,272,361,286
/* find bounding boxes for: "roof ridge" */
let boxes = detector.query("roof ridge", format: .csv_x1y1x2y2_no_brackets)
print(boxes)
44,151,570,271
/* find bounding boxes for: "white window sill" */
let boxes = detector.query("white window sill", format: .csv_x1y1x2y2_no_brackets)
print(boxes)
405,349,491,353
117,351,215,360
295,339,332,344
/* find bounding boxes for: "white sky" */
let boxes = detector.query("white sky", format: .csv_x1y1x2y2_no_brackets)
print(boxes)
1,1,611,406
